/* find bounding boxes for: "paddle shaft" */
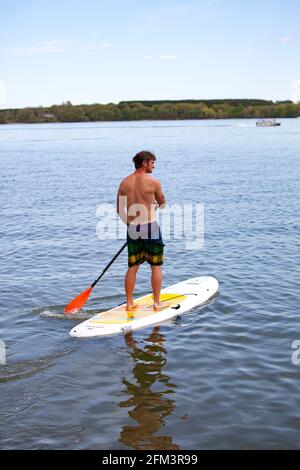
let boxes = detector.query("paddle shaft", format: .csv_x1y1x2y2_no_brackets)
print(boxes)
91,241,128,288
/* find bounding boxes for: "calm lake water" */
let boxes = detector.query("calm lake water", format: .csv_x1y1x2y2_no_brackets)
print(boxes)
0,119,299,449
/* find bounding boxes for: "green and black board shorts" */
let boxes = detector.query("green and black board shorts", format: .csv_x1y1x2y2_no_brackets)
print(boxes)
127,221,165,267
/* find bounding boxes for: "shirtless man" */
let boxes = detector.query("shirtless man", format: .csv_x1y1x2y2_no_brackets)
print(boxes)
117,151,168,311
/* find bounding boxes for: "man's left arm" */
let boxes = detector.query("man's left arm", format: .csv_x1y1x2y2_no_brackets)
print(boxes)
154,180,167,209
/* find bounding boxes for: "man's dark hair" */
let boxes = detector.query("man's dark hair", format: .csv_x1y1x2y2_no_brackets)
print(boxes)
132,151,156,169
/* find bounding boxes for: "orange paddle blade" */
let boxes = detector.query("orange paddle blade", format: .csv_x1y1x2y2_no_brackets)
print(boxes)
64,287,93,314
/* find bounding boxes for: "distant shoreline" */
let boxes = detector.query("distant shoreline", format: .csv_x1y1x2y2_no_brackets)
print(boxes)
1,99,299,124
1,117,299,127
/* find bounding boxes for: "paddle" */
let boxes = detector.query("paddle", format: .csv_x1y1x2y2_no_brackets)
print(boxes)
64,241,128,314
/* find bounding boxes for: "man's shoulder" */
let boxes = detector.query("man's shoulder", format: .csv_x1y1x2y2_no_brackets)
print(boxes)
149,176,161,187
120,174,134,187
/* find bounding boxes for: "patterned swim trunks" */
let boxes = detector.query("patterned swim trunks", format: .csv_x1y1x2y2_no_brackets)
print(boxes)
127,221,165,267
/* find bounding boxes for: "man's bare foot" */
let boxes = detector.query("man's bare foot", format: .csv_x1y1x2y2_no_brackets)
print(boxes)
126,303,139,311
153,302,170,311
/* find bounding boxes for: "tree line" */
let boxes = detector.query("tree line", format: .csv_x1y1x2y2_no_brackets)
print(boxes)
0,99,299,124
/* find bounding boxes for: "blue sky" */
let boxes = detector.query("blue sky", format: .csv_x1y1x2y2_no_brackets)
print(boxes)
1,0,300,108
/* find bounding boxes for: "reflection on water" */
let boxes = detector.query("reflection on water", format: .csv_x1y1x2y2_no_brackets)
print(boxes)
118,327,179,450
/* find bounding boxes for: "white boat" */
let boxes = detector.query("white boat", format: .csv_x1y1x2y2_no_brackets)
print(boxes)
256,119,281,127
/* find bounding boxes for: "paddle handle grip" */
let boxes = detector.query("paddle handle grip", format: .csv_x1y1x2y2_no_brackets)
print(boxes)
91,241,128,288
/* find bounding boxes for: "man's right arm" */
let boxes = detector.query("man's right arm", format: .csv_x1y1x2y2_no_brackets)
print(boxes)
116,182,128,224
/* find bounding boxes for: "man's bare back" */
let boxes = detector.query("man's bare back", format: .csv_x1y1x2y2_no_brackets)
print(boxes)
117,159,166,224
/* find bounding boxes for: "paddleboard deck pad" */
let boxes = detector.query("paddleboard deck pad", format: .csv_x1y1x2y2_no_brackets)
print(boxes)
69,276,219,338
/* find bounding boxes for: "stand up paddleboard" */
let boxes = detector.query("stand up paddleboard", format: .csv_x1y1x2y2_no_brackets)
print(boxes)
70,276,219,338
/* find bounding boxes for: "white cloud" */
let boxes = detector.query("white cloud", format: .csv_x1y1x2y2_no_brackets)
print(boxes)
144,55,152,59
160,55,178,60
80,42,111,51
1,39,111,56
277,37,292,43
6,40,77,56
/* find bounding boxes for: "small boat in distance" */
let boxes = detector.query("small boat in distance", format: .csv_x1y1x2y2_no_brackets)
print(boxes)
256,118,281,127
